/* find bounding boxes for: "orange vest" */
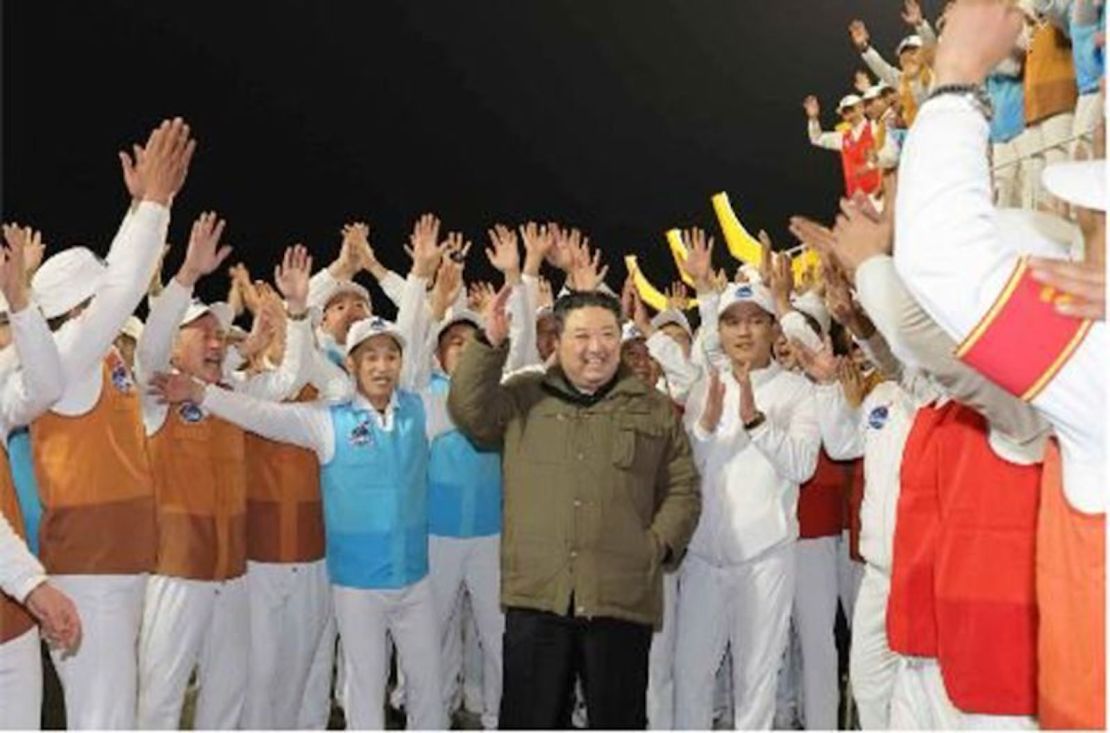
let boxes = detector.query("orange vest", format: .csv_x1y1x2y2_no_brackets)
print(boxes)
798,450,845,539
1037,440,1105,729
245,385,325,564
1024,23,1079,125
30,353,156,575
0,449,36,644
890,403,1041,715
840,123,882,198
148,403,247,581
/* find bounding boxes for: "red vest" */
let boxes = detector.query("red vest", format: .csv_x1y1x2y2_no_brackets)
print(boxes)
889,403,1040,715
798,450,845,539
840,123,882,198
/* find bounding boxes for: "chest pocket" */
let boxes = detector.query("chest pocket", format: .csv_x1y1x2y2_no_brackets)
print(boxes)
612,411,666,474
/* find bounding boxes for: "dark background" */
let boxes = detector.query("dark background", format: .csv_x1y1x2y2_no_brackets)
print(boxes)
2,0,931,312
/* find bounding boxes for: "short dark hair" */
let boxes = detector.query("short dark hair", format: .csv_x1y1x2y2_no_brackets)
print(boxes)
552,290,622,335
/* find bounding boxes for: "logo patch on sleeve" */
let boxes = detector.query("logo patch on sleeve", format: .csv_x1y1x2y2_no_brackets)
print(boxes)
867,404,890,430
110,363,134,393
178,402,205,424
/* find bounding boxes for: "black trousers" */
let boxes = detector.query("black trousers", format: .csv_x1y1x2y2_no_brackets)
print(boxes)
499,606,653,730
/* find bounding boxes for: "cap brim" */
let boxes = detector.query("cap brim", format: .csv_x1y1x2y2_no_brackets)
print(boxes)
1042,160,1106,212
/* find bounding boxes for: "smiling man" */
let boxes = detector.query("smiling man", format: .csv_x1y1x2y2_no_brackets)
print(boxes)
447,288,700,729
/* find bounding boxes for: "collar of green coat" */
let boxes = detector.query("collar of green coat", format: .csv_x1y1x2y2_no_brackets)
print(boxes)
541,364,649,407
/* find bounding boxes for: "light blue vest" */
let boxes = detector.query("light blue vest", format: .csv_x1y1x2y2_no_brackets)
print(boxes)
1071,9,1104,96
320,392,429,589
6,428,42,556
426,373,502,538
986,73,1026,144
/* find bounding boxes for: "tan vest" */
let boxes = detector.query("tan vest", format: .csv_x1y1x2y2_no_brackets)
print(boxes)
1025,23,1079,125
245,385,325,563
148,404,247,581
31,353,156,575
0,449,36,644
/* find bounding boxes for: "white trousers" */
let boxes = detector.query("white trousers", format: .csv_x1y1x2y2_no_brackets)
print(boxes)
428,534,503,730
647,570,679,730
836,529,863,628
791,536,840,730
889,657,1037,730
993,126,1044,210
243,560,331,729
136,574,249,729
50,573,146,729
849,564,898,730
440,586,485,714
1032,112,1076,210
1072,92,1103,159
0,627,41,730
333,578,446,730
674,545,796,729
299,610,338,728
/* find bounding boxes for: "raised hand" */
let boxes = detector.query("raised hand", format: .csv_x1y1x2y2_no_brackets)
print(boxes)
468,281,497,318
520,221,555,277
698,368,727,434
679,227,714,292
118,143,146,202
138,118,196,206
621,275,637,320
665,281,691,311
566,236,609,292
839,358,868,408
485,224,521,282
849,19,871,51
933,0,1024,86
274,244,313,316
758,230,775,284
546,224,578,273
803,95,821,120
229,263,261,315
176,212,232,287
1029,257,1106,321
148,371,206,405
769,251,795,314
431,259,464,322
484,284,513,348
0,223,31,312
829,195,894,278
854,70,874,94
409,213,447,280
25,583,82,654
21,227,45,279
902,0,924,27
631,287,654,337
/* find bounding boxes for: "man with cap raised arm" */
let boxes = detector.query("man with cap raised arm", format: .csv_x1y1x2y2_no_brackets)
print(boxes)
25,117,192,729
148,218,456,730
132,217,313,729
894,2,1106,725
804,94,885,202
0,224,82,729
673,280,820,729
849,18,935,126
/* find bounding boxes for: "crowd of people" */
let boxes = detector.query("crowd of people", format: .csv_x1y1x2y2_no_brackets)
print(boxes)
0,0,1105,730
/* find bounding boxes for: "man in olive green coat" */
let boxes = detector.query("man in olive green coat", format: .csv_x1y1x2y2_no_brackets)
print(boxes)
448,288,700,729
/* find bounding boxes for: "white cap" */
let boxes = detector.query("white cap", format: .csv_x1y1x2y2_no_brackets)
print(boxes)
717,282,777,319
791,290,832,335
651,308,692,337
181,301,233,331
739,263,763,284
621,322,647,344
346,316,406,356
120,316,144,341
838,94,864,112
862,83,889,101
1042,160,1106,212
896,35,923,56
308,278,371,312
434,309,483,344
32,247,107,319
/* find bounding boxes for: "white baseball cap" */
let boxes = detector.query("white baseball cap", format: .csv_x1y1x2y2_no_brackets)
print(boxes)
650,308,693,338
896,35,923,56
434,309,483,344
32,247,107,319
718,282,777,319
308,278,371,313
181,301,233,332
346,316,406,356
621,321,647,344
120,315,144,341
838,94,864,112
791,290,832,335
862,84,889,101
1042,160,1106,212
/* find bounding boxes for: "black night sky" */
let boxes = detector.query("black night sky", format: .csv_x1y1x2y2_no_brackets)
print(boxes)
3,0,928,311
